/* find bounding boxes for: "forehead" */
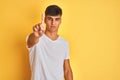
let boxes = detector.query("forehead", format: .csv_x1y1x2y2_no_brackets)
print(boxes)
45,15,61,18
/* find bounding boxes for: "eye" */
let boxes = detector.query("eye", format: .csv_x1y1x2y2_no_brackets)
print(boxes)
56,18,60,21
47,17,52,20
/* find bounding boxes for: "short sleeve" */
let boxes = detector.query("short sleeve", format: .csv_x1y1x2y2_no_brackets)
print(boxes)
26,34,31,50
64,42,70,59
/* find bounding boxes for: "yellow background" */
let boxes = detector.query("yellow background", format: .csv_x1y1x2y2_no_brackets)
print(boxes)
0,0,120,80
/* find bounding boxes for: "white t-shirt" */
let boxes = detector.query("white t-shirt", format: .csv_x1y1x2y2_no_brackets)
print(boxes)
26,34,70,80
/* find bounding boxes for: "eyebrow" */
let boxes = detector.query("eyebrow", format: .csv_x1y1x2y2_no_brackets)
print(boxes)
47,16,61,19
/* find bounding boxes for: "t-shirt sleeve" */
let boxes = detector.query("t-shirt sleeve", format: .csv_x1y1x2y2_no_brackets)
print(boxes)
26,34,31,50
64,42,70,59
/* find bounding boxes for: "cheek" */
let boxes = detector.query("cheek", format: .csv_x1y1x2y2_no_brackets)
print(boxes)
59,20,61,24
45,19,49,24
57,21,61,25
45,21,50,25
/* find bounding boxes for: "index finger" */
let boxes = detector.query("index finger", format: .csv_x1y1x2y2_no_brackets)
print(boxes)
41,13,45,25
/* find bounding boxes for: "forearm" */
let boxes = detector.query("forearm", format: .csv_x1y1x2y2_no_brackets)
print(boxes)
64,70,73,80
27,33,39,48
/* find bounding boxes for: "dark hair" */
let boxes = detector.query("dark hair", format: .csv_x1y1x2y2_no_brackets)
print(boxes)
45,5,62,16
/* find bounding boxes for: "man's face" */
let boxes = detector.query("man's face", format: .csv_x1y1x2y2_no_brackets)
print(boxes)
45,15,61,33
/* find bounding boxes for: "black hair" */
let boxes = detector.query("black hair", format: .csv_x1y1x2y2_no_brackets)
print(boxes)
45,5,62,16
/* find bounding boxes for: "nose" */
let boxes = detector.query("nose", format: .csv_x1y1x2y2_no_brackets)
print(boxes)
51,20,55,25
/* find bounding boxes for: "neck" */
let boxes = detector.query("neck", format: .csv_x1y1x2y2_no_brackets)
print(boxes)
45,30,59,40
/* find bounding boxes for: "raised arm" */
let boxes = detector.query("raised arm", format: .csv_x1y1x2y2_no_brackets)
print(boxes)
27,14,45,48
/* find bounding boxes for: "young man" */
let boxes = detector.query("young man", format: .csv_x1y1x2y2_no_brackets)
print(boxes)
26,5,73,80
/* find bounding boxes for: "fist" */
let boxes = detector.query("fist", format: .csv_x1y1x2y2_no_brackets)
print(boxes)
33,23,44,38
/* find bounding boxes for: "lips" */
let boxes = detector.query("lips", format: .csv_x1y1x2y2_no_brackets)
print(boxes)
50,26,56,27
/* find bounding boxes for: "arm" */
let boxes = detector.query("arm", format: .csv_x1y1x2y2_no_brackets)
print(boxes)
27,14,45,48
27,32,41,48
64,59,73,80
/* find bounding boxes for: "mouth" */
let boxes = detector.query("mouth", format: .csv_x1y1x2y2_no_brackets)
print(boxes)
50,26,56,27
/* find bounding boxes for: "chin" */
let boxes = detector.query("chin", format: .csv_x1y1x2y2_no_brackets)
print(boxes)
49,29,58,33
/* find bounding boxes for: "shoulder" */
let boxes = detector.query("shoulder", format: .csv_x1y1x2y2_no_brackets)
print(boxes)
59,36,69,46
